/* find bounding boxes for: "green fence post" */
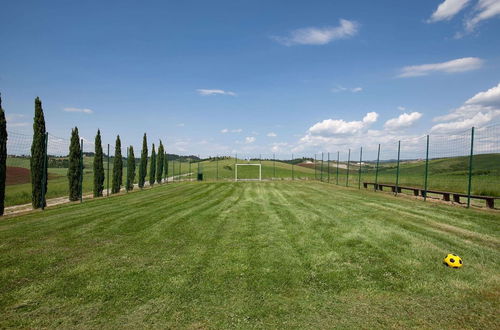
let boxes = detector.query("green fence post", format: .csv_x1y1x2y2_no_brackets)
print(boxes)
395,140,401,196
126,147,129,192
179,159,182,182
423,135,429,201
314,154,317,180
166,155,169,184
358,147,362,189
346,149,350,187
172,159,175,182
374,144,380,191
467,127,475,208
216,154,219,181
327,152,330,183
320,152,324,182
336,151,339,185
80,139,84,203
41,133,48,210
107,144,110,196
292,153,294,180
189,159,191,181
273,153,276,180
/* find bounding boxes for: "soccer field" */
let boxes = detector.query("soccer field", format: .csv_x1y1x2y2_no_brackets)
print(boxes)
1,181,499,328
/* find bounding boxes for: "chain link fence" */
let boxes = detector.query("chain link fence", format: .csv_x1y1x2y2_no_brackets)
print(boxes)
3,123,500,211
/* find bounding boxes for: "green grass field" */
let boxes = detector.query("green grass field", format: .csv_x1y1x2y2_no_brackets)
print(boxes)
1,181,499,328
5,153,499,207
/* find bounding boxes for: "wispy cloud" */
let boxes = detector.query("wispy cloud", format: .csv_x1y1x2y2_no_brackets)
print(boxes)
63,107,94,114
331,86,363,93
267,132,277,137
427,0,470,22
432,82,500,132
197,89,236,96
397,106,406,111
221,128,242,134
245,136,256,144
272,19,359,46
465,0,500,32
398,57,483,78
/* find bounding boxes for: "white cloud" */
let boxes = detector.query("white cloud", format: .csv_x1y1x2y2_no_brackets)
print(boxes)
271,142,290,153
272,19,359,46
465,0,500,32
196,89,236,96
398,57,483,78
332,86,363,93
432,82,500,132
267,132,277,137
465,81,500,106
428,0,470,22
384,112,423,130
308,112,378,136
245,136,256,144
397,106,406,111
221,128,242,134
63,107,93,114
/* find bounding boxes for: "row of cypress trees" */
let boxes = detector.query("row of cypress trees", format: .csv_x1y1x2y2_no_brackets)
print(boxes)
0,95,170,214
89,132,168,197
0,95,7,215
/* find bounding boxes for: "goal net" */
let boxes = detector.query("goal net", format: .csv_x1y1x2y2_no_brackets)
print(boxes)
235,164,262,181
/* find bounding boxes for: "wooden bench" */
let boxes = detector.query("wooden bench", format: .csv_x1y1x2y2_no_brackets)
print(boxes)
363,182,498,209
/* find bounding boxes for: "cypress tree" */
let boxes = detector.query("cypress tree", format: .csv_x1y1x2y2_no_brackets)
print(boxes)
68,127,82,201
93,129,104,197
112,135,122,194
127,146,135,191
138,133,148,188
156,141,164,184
149,143,156,186
0,94,7,216
30,97,47,208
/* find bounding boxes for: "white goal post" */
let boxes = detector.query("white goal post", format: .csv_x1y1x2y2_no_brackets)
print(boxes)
235,164,262,182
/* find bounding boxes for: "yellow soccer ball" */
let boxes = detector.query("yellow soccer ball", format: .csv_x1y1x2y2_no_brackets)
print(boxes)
443,254,463,268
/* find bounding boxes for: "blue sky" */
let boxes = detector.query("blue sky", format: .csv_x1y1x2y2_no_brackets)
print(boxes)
1,0,500,158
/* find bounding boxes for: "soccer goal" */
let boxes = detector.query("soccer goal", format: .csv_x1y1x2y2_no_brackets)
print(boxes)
235,164,262,181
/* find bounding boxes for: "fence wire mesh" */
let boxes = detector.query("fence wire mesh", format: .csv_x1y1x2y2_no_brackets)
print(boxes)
3,123,500,211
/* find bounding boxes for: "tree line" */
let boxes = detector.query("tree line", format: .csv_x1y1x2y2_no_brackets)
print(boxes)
0,96,171,215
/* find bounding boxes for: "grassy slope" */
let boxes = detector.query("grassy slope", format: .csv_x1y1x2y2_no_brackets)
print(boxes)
1,182,499,328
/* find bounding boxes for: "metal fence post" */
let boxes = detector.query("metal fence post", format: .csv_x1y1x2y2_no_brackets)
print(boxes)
41,133,48,210
166,154,169,184
336,151,339,185
320,152,324,182
327,152,330,183
375,144,380,191
179,159,182,182
107,144,110,196
189,159,191,181
273,153,276,179
314,154,317,180
423,135,429,201
358,147,362,189
126,147,129,192
216,155,219,181
346,149,350,187
395,140,401,196
467,127,475,208
80,138,83,203
292,153,294,180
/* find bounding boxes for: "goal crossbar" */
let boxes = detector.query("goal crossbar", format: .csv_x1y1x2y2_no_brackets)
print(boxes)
235,164,262,181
